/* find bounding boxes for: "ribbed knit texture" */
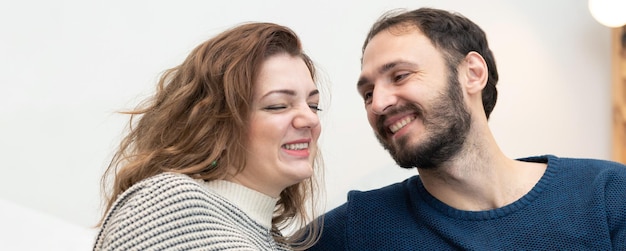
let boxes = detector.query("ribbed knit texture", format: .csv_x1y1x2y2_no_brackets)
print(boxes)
309,155,626,250
94,172,291,251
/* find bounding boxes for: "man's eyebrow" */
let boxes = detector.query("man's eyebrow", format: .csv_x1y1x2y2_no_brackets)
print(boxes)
357,61,418,89
357,76,370,89
357,62,397,89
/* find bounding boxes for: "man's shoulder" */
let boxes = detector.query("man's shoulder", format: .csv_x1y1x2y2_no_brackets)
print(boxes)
314,176,422,250
520,154,625,168
345,175,418,207
520,154,626,176
561,156,626,169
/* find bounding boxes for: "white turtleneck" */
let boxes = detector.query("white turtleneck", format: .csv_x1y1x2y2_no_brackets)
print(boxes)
202,179,279,229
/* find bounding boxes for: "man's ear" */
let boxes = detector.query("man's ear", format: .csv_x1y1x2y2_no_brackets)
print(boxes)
462,51,488,94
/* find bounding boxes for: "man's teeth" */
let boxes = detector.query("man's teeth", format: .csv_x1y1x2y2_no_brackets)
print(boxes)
389,116,414,134
283,143,309,150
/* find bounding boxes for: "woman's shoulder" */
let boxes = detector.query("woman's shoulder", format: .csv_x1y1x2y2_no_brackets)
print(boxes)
101,172,221,227
144,172,205,190
95,172,274,250
120,172,206,204
140,172,203,189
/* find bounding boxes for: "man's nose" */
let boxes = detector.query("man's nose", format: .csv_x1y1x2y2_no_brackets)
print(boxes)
370,86,396,115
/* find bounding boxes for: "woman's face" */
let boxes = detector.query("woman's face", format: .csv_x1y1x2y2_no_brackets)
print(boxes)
230,53,321,197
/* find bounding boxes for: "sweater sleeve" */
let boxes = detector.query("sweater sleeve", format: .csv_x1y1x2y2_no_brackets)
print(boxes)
95,173,258,251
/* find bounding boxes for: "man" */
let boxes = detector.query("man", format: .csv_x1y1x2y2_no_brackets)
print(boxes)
309,7,626,250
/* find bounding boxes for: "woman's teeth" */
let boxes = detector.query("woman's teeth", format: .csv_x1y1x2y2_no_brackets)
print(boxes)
282,143,309,150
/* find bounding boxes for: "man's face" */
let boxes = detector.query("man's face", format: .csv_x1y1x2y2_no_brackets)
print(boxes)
357,27,471,169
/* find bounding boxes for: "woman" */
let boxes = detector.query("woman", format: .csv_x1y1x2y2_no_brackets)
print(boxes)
94,22,324,250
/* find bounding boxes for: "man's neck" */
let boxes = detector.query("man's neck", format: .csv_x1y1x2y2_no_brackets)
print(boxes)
417,130,546,211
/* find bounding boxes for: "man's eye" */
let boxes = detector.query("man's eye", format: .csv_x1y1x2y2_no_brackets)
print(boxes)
363,92,373,104
394,73,410,82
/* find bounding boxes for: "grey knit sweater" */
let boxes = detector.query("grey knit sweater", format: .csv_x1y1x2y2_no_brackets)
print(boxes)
94,172,291,250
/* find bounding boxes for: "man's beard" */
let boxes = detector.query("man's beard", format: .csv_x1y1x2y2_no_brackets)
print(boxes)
375,75,471,169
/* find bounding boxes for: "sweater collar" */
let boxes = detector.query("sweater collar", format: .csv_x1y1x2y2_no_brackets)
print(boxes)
203,179,278,229
413,155,557,220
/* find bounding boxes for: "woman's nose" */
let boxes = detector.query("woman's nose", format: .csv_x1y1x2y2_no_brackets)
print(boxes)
293,105,320,129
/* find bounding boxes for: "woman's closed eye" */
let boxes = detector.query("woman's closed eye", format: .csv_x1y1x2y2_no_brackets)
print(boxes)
264,105,287,111
309,103,322,112
264,104,321,112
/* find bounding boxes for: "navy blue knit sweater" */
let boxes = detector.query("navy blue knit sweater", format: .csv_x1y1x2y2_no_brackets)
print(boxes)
309,155,626,250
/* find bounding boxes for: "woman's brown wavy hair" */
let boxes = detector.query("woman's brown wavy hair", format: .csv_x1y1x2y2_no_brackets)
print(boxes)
99,22,323,249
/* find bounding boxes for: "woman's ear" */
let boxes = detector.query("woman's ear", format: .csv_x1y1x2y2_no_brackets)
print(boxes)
462,51,488,95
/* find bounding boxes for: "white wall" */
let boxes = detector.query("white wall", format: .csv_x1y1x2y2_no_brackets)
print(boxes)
0,0,612,248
